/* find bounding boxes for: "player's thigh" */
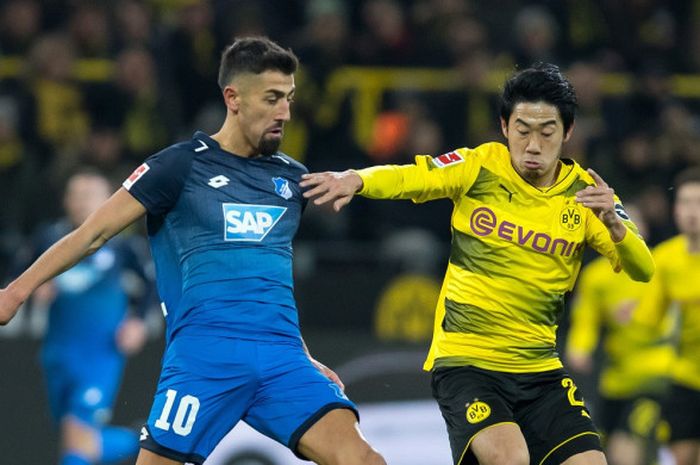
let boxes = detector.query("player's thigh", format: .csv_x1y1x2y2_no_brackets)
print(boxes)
606,431,644,465
664,384,700,444
669,441,700,465
561,450,607,465
431,366,526,465
297,408,385,465
68,353,125,425
470,423,529,465
243,342,359,459
141,335,259,464
135,448,182,465
61,416,100,459
516,370,602,465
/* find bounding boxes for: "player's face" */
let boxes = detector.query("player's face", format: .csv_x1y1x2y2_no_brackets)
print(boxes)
236,70,295,156
64,175,111,226
674,182,700,237
501,101,572,188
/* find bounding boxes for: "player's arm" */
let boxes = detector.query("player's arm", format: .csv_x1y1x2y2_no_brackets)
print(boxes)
300,149,478,211
117,235,156,355
301,338,345,390
565,263,603,374
577,169,654,282
0,189,147,325
630,254,668,330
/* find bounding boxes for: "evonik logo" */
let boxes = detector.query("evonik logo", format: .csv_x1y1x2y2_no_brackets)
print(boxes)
222,203,287,241
470,207,583,257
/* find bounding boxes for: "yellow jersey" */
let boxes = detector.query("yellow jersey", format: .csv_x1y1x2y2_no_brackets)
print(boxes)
634,235,700,389
356,142,654,373
567,256,673,398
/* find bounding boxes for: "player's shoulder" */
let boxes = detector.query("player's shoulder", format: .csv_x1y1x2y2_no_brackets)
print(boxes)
452,141,509,160
652,235,686,260
423,142,506,169
565,160,595,184
270,152,309,175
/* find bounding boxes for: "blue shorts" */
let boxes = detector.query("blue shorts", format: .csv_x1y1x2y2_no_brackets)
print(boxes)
41,347,125,425
140,335,358,464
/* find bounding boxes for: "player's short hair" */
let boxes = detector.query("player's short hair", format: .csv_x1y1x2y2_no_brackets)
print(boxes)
673,166,700,191
500,62,578,134
217,36,298,89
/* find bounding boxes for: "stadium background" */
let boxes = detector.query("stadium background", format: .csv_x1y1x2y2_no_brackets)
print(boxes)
1,0,699,463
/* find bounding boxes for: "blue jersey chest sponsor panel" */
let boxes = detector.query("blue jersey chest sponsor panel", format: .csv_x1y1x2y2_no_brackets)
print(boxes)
177,156,303,247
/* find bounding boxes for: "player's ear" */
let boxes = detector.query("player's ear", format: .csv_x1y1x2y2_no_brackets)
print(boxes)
563,121,575,143
222,85,240,113
500,117,508,139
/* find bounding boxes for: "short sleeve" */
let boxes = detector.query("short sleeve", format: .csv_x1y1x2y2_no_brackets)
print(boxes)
122,147,194,216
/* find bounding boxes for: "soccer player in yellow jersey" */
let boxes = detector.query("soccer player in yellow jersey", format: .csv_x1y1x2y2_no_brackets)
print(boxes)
632,167,700,465
566,208,674,465
300,63,655,465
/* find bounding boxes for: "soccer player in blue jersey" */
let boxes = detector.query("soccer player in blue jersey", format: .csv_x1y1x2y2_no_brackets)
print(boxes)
0,37,386,465
21,169,153,465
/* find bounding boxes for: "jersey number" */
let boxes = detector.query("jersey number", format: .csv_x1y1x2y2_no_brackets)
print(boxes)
154,389,200,436
561,378,585,407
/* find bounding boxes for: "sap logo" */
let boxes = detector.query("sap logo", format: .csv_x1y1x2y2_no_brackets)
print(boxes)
222,203,287,241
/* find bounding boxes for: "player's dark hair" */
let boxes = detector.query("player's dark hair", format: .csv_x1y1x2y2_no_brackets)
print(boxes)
217,36,298,89
673,166,700,191
500,62,578,134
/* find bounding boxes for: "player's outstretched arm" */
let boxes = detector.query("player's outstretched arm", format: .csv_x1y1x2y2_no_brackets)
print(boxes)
0,188,147,325
300,170,364,212
576,169,654,281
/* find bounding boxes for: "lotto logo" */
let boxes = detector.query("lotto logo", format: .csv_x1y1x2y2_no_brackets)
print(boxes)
223,203,287,241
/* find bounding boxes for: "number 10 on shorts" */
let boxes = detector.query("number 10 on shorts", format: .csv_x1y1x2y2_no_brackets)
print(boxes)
154,389,201,436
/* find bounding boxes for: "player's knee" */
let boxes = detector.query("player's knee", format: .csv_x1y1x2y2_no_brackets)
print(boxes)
325,442,386,465
61,418,100,460
476,445,529,465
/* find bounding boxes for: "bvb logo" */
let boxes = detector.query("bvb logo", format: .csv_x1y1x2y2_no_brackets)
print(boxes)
560,205,582,231
466,400,491,424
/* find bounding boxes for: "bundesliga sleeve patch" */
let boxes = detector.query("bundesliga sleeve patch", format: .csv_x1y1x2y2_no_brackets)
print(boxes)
123,163,150,190
432,151,464,168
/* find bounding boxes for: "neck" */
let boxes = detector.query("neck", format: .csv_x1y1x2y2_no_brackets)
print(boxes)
687,234,700,253
526,161,562,189
211,117,257,158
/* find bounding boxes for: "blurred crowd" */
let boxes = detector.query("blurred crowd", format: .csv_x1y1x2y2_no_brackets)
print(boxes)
2,0,700,275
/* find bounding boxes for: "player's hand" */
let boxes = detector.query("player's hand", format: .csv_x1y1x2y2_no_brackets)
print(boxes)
309,357,345,391
300,170,363,212
0,287,25,325
575,169,626,241
565,352,593,374
116,316,148,355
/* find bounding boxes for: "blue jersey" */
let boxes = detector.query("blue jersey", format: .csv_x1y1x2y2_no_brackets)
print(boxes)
123,131,308,343
31,221,152,353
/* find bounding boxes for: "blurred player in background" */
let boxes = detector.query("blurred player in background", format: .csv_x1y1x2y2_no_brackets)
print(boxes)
632,167,700,465
20,169,153,465
0,37,385,465
566,204,673,465
301,63,655,465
